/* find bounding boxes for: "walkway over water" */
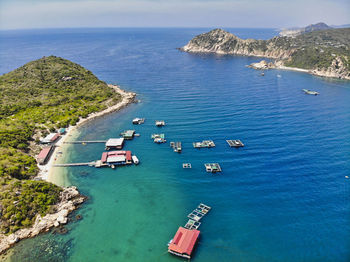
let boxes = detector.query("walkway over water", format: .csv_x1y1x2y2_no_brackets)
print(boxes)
64,140,107,144
53,161,96,167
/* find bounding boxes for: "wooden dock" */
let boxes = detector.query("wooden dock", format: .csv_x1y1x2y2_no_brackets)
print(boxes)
53,161,96,167
64,140,107,144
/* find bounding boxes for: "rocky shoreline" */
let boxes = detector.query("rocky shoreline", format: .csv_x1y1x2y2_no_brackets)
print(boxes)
248,59,350,80
0,85,136,255
181,28,350,80
0,186,86,254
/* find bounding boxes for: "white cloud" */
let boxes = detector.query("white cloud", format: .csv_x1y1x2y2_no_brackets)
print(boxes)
0,0,349,29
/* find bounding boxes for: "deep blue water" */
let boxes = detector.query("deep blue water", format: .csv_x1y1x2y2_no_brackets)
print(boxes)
0,28,349,262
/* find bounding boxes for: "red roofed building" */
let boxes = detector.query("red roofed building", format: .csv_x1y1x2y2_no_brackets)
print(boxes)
168,227,200,259
37,146,54,165
100,151,133,165
126,151,132,164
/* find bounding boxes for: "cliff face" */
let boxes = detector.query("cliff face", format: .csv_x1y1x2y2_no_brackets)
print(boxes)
181,29,295,59
181,28,350,80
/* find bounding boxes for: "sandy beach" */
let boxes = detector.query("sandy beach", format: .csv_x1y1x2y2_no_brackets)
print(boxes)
37,84,136,185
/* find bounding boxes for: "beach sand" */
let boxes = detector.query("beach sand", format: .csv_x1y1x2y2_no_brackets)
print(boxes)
37,84,136,186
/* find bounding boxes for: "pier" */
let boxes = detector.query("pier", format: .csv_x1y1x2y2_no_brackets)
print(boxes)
53,161,96,167
64,140,106,144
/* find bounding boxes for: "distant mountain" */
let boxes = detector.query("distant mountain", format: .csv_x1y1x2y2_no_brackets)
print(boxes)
280,22,332,37
180,28,350,80
332,24,350,28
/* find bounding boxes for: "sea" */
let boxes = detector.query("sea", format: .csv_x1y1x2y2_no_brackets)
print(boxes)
0,28,349,262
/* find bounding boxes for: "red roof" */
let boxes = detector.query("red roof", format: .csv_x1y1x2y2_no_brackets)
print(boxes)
126,151,132,161
101,151,132,163
168,227,200,256
50,133,60,142
101,152,108,162
37,146,52,160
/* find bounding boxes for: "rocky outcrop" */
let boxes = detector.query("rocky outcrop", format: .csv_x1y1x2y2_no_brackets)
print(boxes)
0,186,85,254
248,60,275,70
181,28,350,80
181,29,294,59
311,56,350,80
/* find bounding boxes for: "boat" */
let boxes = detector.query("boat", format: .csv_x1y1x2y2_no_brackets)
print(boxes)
155,120,165,127
132,155,139,165
182,163,192,169
302,89,319,95
132,118,145,124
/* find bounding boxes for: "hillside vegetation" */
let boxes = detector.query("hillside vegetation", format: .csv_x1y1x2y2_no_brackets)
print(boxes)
0,56,121,233
181,28,350,79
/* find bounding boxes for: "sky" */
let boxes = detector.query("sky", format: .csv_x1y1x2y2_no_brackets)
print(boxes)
0,0,349,30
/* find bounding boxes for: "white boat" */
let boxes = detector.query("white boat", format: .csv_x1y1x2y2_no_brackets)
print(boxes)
132,155,139,165
132,118,145,124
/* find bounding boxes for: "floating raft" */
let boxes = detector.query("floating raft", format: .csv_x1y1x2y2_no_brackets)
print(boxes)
204,163,222,173
184,219,201,230
132,118,145,124
302,89,319,95
193,140,215,148
155,120,165,126
170,141,182,153
226,139,244,147
120,130,135,140
182,163,192,169
185,203,211,229
151,133,166,143
168,203,211,259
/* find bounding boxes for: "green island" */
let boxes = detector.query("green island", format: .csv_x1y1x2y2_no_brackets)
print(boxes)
181,27,350,79
0,56,121,234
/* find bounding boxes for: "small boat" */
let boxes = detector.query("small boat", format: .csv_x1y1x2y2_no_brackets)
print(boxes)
132,155,139,165
155,120,165,127
302,89,319,95
132,118,145,124
183,163,192,169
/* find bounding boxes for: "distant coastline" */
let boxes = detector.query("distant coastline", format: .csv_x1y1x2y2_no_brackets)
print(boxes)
0,84,136,255
181,28,350,80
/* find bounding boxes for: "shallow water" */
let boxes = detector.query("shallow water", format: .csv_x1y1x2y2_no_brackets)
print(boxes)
0,28,349,262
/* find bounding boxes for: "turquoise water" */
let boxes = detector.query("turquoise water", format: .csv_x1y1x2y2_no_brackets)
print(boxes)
0,28,350,262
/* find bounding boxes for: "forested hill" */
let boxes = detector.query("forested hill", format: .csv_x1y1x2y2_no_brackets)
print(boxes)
0,56,121,233
181,28,350,79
